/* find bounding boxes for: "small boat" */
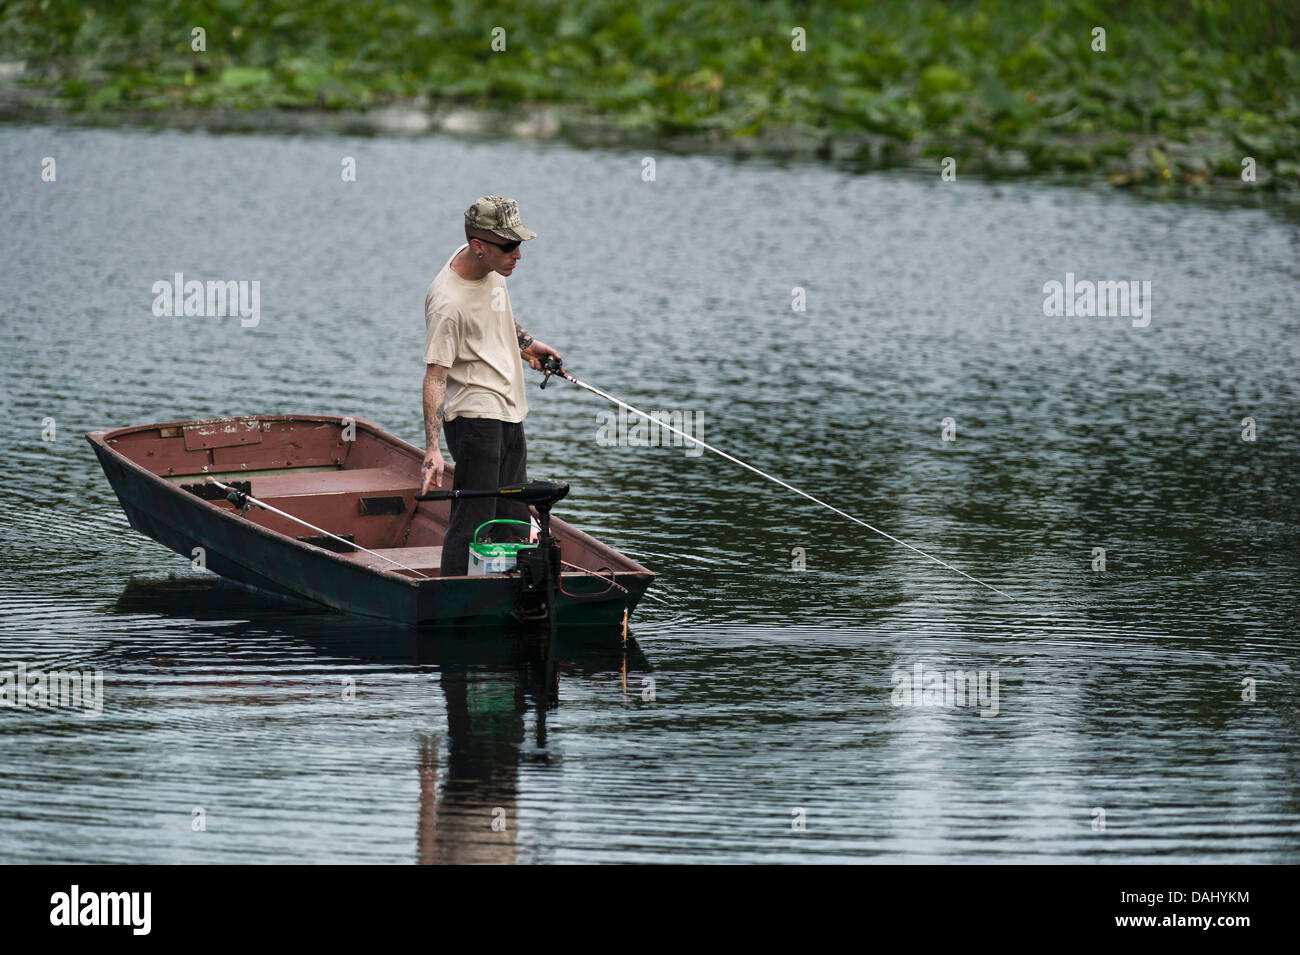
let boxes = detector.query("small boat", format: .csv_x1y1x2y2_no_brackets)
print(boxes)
87,414,655,628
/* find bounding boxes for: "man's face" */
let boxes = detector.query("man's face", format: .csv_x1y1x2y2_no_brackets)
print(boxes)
473,235,522,276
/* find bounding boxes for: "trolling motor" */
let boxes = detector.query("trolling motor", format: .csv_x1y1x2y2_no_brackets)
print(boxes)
415,479,569,628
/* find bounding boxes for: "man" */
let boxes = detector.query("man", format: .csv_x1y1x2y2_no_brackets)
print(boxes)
420,195,561,577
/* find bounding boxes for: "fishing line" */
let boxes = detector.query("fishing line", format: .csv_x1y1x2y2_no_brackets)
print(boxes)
538,358,1014,600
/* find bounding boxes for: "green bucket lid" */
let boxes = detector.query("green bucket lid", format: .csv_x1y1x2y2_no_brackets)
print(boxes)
470,519,537,559
470,541,536,558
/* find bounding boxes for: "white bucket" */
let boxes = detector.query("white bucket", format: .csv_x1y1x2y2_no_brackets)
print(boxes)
467,517,540,576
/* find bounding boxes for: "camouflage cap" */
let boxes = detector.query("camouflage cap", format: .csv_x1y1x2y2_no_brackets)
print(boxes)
464,195,537,242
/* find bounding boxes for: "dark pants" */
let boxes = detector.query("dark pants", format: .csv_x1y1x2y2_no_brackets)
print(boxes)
441,417,529,577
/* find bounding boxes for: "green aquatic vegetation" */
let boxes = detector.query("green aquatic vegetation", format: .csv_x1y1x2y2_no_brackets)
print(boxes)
0,0,1296,191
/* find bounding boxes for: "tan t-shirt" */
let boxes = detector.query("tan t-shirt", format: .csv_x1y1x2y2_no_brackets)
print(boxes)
424,244,528,423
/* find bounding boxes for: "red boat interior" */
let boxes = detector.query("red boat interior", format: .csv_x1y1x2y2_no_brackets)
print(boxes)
98,415,635,580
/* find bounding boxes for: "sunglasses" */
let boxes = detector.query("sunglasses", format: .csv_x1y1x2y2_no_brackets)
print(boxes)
474,236,521,253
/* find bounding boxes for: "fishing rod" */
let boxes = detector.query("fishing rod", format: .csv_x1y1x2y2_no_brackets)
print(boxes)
204,477,431,579
537,356,1014,600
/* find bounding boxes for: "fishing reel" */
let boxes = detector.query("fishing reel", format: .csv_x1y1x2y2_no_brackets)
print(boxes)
196,477,255,516
539,355,564,389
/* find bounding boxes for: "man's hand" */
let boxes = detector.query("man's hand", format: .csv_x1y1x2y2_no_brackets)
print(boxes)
422,364,448,494
420,446,445,495
522,340,561,371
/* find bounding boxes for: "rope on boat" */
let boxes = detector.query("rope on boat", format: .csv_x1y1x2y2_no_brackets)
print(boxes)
557,560,629,599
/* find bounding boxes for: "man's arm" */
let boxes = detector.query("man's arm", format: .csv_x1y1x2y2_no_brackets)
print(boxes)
420,363,448,494
514,320,534,352
514,319,562,370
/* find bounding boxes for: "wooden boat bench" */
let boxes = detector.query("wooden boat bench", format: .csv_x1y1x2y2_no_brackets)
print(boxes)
338,546,444,577
207,466,425,551
234,466,418,500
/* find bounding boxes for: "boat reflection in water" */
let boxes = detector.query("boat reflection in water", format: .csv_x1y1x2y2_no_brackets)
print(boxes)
110,577,649,864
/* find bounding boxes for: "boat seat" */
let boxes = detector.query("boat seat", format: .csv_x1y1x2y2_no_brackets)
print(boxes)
238,466,418,499
339,546,443,576
202,466,427,551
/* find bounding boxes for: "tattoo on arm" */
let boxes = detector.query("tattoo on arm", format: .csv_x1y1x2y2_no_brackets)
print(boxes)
515,320,534,351
423,369,446,450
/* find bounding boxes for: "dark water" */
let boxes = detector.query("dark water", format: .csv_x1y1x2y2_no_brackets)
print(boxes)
1,124,1297,862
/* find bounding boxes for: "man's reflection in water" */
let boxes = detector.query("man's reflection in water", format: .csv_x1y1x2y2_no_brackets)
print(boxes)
107,578,644,865
415,637,557,864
